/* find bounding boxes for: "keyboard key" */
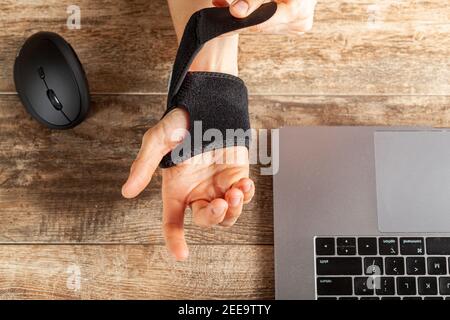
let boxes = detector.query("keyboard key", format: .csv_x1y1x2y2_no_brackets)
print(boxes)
317,297,338,300
360,297,380,300
337,246,356,255
397,277,416,295
400,237,424,255
406,257,426,275
316,238,335,256
439,277,450,295
316,257,362,275
426,237,450,255
418,277,438,295
427,257,447,275
337,238,356,255
385,257,405,275
354,277,374,295
364,257,384,275
424,297,443,300
358,238,377,255
375,277,395,295
339,297,358,300
337,238,356,247
403,297,422,300
317,277,352,296
379,238,398,255
381,297,401,300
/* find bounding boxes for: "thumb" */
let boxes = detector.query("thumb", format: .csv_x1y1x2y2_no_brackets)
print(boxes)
229,0,268,18
121,108,189,199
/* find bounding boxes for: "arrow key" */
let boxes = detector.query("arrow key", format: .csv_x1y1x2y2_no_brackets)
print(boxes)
385,257,405,275
406,257,426,275
439,277,450,295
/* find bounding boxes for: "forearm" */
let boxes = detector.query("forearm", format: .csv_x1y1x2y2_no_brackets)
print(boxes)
167,0,239,76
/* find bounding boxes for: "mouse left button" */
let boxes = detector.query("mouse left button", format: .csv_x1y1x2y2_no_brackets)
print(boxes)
15,38,72,127
15,58,71,127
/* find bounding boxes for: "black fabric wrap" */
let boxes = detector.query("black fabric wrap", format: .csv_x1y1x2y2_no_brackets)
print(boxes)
160,2,277,168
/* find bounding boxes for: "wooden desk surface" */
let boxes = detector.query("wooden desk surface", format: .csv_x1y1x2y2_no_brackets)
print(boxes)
0,0,449,299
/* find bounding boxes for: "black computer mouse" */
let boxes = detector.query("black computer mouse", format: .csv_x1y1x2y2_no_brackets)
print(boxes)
14,32,90,129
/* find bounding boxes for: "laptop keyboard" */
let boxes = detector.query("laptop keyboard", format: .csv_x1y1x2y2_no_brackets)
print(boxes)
314,236,450,300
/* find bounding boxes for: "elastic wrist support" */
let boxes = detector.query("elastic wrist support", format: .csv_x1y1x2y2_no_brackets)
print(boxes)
160,2,277,168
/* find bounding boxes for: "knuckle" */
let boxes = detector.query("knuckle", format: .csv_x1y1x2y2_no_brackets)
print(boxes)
193,212,213,228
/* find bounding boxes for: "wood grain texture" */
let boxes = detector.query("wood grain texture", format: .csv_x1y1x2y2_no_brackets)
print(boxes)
0,95,273,243
2,94,450,243
249,95,450,128
0,245,274,299
1,0,449,94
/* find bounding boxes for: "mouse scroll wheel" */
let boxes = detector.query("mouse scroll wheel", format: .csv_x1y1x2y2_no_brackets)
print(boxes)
47,89,63,110
38,67,45,79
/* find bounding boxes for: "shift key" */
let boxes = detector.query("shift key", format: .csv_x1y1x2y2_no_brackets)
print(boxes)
317,277,353,296
316,257,362,275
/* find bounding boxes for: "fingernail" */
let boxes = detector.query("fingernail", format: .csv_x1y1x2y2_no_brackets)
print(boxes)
121,183,131,198
221,220,234,227
243,181,252,192
212,205,226,215
230,196,241,207
232,0,249,15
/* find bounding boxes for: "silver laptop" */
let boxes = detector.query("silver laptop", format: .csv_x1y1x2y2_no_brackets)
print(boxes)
274,126,450,300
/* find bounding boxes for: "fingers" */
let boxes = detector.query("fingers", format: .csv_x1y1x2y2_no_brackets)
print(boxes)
213,0,232,7
163,198,189,261
121,108,189,199
121,129,163,199
232,177,255,204
229,0,268,18
221,188,244,227
191,198,228,227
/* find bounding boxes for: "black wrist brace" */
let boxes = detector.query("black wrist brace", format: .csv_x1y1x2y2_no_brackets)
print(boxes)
160,2,277,168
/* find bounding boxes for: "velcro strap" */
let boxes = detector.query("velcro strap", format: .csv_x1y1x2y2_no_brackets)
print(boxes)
160,2,277,168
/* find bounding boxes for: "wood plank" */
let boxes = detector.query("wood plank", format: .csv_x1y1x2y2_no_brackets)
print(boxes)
0,95,273,243
1,0,449,94
0,244,274,299
249,95,450,128
241,0,450,95
2,94,450,243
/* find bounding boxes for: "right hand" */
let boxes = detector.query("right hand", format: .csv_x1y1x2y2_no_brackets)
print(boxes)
212,0,318,35
122,109,255,261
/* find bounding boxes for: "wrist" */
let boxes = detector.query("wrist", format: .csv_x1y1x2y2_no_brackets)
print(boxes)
189,35,239,76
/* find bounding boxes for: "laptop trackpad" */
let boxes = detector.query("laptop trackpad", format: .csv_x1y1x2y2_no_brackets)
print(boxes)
375,131,450,232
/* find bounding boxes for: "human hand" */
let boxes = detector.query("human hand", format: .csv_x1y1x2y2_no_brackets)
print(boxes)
213,0,317,35
121,108,255,261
